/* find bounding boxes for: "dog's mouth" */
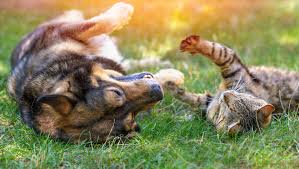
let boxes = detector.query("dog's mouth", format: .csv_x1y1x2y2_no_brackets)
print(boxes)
123,100,160,118
133,102,157,116
117,101,159,136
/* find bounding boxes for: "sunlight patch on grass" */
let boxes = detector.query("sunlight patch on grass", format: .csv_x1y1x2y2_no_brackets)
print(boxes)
1,1,299,168
281,0,299,12
279,34,299,45
139,38,175,58
201,4,215,14
278,26,299,46
169,3,189,31
2,143,30,160
169,15,188,32
0,117,10,126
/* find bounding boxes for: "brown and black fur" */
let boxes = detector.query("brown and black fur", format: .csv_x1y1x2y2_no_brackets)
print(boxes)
162,35,299,134
7,3,163,143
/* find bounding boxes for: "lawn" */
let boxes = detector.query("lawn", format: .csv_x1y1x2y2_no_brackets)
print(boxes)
0,0,298,168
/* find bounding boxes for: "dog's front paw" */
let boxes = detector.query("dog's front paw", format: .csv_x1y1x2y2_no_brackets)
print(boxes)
180,35,200,54
154,69,184,88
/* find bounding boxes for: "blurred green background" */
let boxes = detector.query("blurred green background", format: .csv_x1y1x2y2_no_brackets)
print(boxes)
0,0,298,168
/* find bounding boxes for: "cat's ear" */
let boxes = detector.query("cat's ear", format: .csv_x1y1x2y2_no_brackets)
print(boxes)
257,104,275,127
228,121,241,134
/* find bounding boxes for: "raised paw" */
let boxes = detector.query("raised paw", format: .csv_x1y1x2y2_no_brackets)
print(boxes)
154,69,184,88
101,2,134,31
73,2,134,41
164,81,183,92
180,35,200,54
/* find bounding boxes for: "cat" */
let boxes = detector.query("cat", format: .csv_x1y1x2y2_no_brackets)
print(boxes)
160,35,299,134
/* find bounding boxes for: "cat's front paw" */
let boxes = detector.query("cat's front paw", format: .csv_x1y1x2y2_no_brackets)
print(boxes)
180,35,200,54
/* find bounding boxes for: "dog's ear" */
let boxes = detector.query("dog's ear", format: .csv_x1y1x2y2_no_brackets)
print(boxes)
34,95,76,115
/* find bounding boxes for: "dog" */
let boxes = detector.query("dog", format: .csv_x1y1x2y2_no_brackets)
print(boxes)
7,2,164,143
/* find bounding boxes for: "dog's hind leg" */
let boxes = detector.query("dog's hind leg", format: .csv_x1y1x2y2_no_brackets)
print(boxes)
60,2,134,41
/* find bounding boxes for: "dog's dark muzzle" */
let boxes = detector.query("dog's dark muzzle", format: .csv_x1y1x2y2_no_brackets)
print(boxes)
149,84,163,101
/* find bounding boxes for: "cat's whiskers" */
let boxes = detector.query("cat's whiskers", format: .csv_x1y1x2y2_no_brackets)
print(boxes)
232,76,244,91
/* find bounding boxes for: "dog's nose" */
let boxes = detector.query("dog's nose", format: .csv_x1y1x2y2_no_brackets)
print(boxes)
149,84,163,101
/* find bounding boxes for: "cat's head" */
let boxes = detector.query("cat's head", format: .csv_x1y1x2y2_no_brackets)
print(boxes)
207,90,275,134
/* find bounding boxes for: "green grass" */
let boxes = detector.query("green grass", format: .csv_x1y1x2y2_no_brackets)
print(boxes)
0,1,299,168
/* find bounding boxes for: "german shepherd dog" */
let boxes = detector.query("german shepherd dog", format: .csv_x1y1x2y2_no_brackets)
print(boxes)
7,3,163,143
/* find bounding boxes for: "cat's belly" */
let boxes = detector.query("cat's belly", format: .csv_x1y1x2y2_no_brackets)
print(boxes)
249,66,299,113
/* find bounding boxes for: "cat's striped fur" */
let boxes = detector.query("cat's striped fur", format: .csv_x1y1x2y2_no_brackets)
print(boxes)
164,35,299,134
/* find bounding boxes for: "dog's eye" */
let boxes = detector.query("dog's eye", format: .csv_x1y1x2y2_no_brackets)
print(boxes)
112,89,123,97
143,74,154,79
102,87,126,108
107,87,124,97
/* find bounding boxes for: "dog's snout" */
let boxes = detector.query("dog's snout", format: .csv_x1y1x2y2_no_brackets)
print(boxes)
149,84,163,101
114,72,164,102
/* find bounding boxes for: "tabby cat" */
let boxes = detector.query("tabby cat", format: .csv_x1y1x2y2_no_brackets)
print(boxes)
162,35,299,134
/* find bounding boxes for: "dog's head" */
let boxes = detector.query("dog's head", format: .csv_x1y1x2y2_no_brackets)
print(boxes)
25,63,163,143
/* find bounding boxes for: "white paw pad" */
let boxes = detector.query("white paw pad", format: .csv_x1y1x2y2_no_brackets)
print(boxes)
103,2,134,29
154,69,185,86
